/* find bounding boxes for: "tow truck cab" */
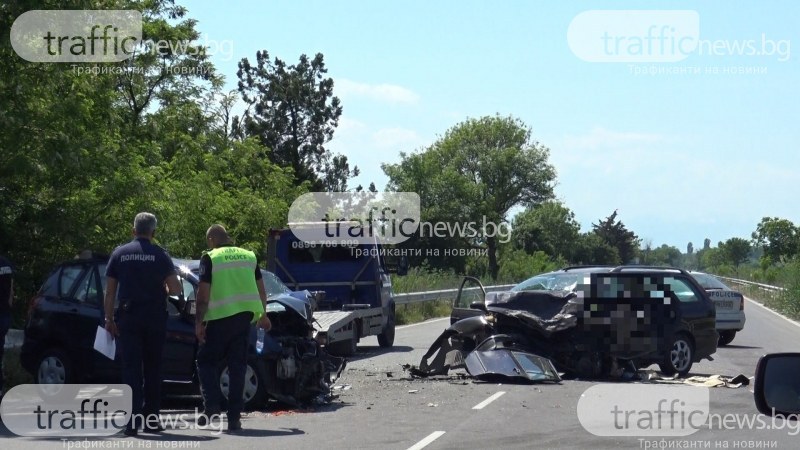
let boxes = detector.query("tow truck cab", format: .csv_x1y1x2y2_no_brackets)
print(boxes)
266,225,406,355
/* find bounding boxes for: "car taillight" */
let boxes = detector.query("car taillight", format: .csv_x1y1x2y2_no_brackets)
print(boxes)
740,296,744,311
27,295,41,320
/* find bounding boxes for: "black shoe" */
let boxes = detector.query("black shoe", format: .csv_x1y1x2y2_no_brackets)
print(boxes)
123,428,138,437
142,424,165,433
227,419,242,433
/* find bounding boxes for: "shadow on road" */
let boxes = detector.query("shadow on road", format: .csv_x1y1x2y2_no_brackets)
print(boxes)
227,427,304,437
343,345,414,363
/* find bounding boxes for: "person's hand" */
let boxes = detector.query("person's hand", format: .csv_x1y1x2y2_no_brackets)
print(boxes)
195,322,206,344
257,314,271,332
104,319,118,338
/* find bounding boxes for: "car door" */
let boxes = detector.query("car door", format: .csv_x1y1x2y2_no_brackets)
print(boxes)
665,276,718,358
161,274,198,383
49,263,108,379
72,262,120,379
450,277,486,325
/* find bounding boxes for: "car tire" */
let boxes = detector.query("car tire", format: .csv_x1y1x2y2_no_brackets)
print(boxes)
377,311,395,348
219,360,267,411
35,349,79,400
659,333,694,377
327,326,358,357
718,330,736,346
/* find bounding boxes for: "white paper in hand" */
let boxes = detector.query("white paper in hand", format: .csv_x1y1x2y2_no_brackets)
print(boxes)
93,325,116,360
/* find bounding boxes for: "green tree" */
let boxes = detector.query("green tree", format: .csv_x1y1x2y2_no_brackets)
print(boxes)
573,233,621,265
384,115,556,280
591,210,639,264
511,201,580,260
235,51,354,190
752,217,798,264
719,237,752,269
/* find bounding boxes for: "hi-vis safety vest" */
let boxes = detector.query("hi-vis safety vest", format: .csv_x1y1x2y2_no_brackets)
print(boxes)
205,246,264,322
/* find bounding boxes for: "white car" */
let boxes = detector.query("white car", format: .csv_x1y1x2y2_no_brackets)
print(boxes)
690,271,746,345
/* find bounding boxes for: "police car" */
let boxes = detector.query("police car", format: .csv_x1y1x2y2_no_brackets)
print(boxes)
690,271,746,346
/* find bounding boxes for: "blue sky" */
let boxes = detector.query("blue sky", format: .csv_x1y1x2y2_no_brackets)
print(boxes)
183,0,799,250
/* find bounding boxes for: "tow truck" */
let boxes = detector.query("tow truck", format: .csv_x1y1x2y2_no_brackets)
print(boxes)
266,224,407,356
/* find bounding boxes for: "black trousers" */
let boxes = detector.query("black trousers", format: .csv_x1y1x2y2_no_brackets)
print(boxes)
117,307,167,429
196,311,253,421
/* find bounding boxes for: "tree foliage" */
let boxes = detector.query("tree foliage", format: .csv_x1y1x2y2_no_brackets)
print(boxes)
591,210,639,264
235,51,354,191
512,201,580,261
752,217,798,264
383,115,556,280
719,237,752,268
0,1,305,325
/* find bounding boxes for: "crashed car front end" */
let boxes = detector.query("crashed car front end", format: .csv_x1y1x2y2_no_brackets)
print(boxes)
413,286,675,380
261,293,346,406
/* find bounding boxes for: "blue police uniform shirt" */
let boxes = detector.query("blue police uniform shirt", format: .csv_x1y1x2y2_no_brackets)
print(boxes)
106,238,175,310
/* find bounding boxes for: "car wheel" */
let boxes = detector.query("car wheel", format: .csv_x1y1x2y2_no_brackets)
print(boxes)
36,349,79,400
377,311,395,348
659,334,694,377
219,361,266,411
718,330,736,346
327,326,358,357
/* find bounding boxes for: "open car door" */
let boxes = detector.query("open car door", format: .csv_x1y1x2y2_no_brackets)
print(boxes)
450,276,486,325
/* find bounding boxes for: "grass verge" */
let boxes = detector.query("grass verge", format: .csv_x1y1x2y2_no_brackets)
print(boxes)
395,299,452,326
3,346,33,391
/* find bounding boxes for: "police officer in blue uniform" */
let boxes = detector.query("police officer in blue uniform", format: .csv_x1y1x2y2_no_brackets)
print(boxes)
103,212,182,436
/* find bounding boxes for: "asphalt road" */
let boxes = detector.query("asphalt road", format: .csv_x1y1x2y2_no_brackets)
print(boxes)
2,296,799,450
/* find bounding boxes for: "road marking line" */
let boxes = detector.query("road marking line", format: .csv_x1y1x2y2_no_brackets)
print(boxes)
472,391,506,410
407,431,446,450
744,297,800,329
397,317,449,330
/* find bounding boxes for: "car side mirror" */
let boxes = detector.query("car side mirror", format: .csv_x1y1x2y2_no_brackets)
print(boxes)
469,301,487,312
754,353,800,417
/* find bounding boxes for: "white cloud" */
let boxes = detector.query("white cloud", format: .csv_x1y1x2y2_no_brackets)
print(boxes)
372,127,424,150
562,126,663,150
335,78,420,105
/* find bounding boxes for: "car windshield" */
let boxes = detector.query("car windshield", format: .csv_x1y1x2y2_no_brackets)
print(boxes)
511,273,583,292
262,270,291,296
691,273,730,290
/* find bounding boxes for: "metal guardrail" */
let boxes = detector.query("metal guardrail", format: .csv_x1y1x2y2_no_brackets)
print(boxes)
715,275,785,293
394,284,515,305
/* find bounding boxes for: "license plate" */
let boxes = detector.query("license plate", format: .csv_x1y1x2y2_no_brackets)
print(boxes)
715,300,733,309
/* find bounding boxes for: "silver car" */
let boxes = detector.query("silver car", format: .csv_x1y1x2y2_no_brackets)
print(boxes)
690,271,746,345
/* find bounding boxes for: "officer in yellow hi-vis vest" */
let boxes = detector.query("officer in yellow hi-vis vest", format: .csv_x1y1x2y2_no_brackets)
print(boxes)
195,224,271,433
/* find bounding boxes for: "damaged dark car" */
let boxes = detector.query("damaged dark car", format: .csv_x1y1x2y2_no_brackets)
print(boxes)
414,266,717,381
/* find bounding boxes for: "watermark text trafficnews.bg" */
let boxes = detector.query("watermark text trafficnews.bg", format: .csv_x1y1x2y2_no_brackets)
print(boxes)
10,10,234,64
0,384,226,437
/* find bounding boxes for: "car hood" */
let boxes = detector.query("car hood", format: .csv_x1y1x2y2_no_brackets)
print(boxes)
267,292,313,322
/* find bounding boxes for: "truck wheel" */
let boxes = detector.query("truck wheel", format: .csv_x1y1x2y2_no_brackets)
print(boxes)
377,312,395,348
328,326,358,357
658,333,694,377
718,330,736,346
